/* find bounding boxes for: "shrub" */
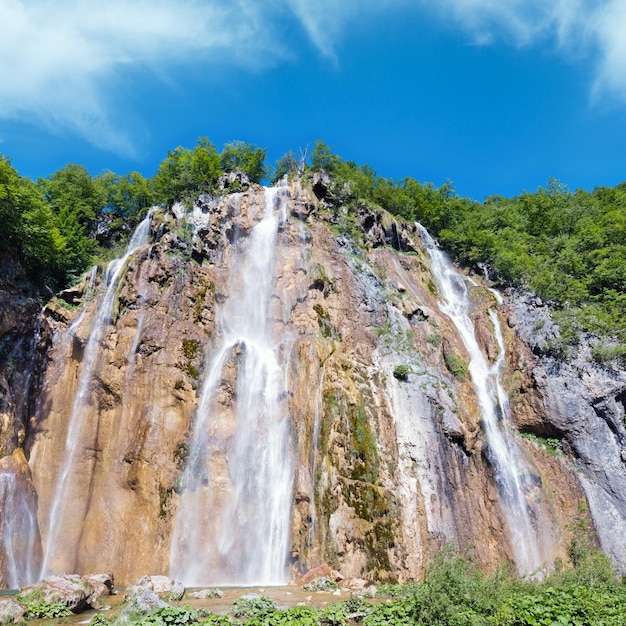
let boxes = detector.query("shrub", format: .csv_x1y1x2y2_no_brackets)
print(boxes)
444,353,468,381
232,594,276,620
392,365,410,381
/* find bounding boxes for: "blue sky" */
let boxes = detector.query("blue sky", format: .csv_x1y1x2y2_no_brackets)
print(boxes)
1,0,625,200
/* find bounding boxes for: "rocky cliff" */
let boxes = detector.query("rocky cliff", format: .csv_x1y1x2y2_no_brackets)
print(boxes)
0,178,623,587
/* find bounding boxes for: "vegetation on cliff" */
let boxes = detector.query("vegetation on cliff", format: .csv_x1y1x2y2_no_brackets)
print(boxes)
305,142,626,351
1,138,624,355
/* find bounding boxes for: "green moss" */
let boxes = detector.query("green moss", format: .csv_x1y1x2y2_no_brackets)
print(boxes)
520,431,561,455
313,303,341,340
158,484,174,518
181,338,202,379
173,441,189,469
318,386,395,581
194,279,215,322
426,333,442,347
444,352,468,381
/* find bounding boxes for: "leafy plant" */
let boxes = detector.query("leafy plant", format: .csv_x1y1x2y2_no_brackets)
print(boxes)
23,600,73,619
444,353,468,381
135,606,198,625
232,594,277,620
392,365,409,381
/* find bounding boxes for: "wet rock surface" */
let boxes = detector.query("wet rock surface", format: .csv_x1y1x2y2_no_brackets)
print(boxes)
0,179,624,588
507,290,626,566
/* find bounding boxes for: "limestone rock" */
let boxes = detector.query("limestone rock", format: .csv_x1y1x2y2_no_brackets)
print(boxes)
0,179,621,589
19,573,109,613
0,598,26,624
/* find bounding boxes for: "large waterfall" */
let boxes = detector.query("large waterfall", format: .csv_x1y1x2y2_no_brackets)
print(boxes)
417,223,547,575
38,214,153,577
169,186,294,586
4,181,602,588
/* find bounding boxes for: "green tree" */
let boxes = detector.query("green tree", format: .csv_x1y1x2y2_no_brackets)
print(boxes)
220,140,267,183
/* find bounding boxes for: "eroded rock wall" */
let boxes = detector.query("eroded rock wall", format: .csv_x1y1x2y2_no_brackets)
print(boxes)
0,179,622,586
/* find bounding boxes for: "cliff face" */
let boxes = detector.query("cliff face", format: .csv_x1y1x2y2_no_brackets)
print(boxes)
0,179,623,587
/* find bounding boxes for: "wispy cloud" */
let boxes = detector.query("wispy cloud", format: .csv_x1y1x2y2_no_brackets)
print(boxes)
1,0,625,154
0,0,282,154
425,0,626,104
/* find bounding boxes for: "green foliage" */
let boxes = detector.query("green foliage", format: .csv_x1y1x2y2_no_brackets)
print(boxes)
519,431,561,454
272,150,300,183
89,614,113,625
444,353,468,381
591,342,626,365
152,137,225,206
220,140,267,184
392,365,409,381
231,595,277,620
22,599,72,619
94,170,155,218
134,606,198,625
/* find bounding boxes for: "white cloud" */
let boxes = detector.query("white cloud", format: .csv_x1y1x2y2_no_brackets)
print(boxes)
0,0,283,154
427,0,626,104
1,0,625,154
591,0,626,102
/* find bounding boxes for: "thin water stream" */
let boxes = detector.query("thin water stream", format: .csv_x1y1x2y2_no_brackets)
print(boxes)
417,223,544,575
40,214,153,577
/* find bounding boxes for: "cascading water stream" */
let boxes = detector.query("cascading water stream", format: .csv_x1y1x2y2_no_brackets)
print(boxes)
416,223,543,575
169,186,294,586
0,472,40,588
40,213,152,577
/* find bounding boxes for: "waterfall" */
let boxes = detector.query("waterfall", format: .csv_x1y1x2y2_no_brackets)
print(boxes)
417,223,544,575
169,186,294,586
40,213,152,577
0,471,40,588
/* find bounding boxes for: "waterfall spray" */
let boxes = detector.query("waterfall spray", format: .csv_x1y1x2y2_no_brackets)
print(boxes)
169,186,294,586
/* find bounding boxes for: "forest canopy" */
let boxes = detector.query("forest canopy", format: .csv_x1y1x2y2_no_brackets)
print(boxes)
1,139,624,353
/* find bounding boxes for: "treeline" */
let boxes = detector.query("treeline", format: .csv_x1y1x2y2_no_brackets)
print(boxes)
309,142,626,347
2,138,625,349
0,139,266,289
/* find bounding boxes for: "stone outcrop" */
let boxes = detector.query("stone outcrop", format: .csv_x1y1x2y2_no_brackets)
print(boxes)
0,178,624,588
18,573,112,612
0,598,26,624
506,292,626,565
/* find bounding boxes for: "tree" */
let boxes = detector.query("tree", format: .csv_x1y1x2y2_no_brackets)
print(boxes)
220,140,267,183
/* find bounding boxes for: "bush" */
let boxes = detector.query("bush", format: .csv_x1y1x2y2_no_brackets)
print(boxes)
232,594,276,620
392,365,410,381
444,353,468,381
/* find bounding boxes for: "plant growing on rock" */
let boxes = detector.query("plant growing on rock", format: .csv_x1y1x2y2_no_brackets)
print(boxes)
443,353,468,381
392,365,409,381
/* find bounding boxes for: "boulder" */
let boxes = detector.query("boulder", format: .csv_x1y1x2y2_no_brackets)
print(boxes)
127,588,169,614
18,573,110,613
189,588,223,599
298,564,342,586
126,574,184,598
0,598,26,624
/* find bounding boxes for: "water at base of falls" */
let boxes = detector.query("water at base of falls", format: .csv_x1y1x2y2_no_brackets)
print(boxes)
39,213,153,578
417,223,545,576
169,186,293,587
